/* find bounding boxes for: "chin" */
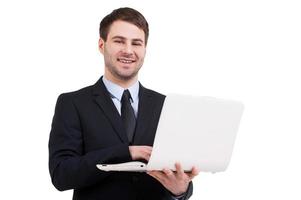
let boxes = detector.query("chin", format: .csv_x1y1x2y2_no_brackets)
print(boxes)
117,72,138,80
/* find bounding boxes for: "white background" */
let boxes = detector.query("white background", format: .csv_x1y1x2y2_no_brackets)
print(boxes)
0,0,300,199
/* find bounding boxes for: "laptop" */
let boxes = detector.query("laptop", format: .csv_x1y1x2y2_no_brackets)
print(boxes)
97,94,244,173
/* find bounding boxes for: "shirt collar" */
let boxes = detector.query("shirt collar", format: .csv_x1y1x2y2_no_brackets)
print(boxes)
102,76,139,103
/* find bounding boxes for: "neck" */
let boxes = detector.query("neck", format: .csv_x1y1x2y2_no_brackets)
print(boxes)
104,72,138,89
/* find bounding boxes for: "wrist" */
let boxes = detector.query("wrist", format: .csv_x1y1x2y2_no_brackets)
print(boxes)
170,192,185,200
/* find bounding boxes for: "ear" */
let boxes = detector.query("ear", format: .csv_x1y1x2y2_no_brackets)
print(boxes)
98,38,105,54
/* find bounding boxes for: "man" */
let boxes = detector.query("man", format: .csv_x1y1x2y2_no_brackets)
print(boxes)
49,7,199,200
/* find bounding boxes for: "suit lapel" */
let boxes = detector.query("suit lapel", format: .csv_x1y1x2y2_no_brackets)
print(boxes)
133,84,156,144
92,78,128,143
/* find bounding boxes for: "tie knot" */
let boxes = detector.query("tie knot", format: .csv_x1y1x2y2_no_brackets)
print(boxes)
122,89,132,102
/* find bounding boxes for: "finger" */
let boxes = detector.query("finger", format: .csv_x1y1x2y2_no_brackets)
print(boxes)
188,166,200,179
142,146,153,151
142,150,151,161
147,171,165,182
147,171,155,178
144,148,152,155
144,153,150,161
147,172,157,180
175,162,185,178
142,147,152,158
162,168,175,179
156,171,168,180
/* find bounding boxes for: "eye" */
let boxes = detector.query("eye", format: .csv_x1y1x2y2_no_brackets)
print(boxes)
132,42,142,46
114,40,124,44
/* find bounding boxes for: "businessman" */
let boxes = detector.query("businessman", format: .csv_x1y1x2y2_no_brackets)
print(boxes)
49,7,199,200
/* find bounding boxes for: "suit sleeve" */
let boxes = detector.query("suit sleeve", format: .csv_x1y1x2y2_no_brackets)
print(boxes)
48,94,132,191
182,181,193,200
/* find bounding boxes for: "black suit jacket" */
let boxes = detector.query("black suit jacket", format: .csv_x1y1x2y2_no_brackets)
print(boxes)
49,77,193,200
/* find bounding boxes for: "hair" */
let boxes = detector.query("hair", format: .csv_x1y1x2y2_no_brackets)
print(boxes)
99,7,149,45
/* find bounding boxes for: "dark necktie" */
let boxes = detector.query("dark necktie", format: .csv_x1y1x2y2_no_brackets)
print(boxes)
121,89,136,143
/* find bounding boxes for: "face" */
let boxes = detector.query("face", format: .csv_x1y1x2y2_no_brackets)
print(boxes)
99,20,146,82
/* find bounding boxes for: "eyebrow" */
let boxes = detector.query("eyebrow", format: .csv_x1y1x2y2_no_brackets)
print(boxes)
112,36,144,43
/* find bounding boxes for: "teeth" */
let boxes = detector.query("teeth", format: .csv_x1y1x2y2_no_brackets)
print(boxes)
118,58,134,63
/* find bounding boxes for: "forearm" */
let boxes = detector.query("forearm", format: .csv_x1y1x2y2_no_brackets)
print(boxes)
49,144,132,191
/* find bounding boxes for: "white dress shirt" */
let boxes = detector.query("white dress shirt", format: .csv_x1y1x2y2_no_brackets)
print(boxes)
102,76,139,117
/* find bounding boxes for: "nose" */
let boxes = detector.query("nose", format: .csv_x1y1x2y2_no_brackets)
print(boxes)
122,42,134,55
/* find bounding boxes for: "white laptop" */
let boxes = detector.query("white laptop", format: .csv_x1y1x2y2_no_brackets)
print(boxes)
97,94,244,173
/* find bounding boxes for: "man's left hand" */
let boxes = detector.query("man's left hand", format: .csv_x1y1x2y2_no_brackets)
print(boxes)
147,163,199,196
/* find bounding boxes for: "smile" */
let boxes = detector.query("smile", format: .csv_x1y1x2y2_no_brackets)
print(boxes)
117,58,135,64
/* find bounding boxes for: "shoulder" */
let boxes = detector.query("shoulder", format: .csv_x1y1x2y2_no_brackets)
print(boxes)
145,88,165,99
58,85,93,99
55,84,95,107
139,84,166,107
140,83,165,98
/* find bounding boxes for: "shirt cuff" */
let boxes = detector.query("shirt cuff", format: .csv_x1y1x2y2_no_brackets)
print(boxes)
171,193,185,200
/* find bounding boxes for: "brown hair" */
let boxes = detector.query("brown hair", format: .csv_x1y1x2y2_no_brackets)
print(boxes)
99,7,149,45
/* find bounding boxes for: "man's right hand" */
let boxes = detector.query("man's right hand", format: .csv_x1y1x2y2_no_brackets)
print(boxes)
129,146,152,161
